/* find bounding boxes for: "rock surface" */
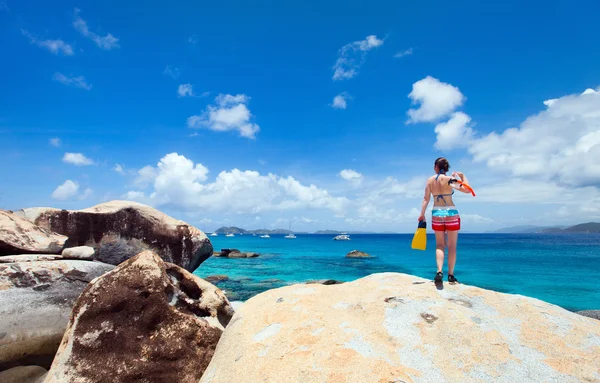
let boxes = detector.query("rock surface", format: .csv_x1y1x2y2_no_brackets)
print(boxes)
61,246,95,260
0,260,114,370
0,254,63,263
200,273,600,383
17,201,212,272
45,250,234,383
0,210,67,256
578,310,600,320
346,250,370,258
0,365,47,383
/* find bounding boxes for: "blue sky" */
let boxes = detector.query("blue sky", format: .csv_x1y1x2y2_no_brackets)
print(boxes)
2,0,600,233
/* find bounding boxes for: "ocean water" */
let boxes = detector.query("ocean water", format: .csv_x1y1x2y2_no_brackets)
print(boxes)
193,233,600,312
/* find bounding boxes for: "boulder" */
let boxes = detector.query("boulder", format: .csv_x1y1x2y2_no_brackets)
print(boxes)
0,260,115,370
578,310,600,320
199,273,600,383
45,250,234,383
346,250,370,258
0,210,67,256
17,201,212,272
0,254,63,263
61,246,94,260
0,366,47,383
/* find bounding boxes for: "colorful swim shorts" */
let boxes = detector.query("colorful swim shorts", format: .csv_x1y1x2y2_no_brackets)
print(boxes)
431,206,461,232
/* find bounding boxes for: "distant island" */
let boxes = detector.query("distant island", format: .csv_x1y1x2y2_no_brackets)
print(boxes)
213,227,384,235
490,222,600,234
541,222,600,233
214,227,297,235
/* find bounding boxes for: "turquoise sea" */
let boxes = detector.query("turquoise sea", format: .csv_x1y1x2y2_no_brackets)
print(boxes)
193,233,600,312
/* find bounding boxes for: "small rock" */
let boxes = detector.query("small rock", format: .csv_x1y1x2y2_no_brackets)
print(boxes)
0,365,47,383
205,275,229,283
245,252,260,258
346,250,371,258
218,249,240,257
577,310,600,320
61,246,95,260
228,251,247,258
305,279,345,285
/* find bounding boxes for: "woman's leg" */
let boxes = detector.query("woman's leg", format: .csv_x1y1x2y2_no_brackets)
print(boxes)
434,230,446,273
446,230,458,275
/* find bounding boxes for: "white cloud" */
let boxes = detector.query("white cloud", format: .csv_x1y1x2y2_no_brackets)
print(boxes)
434,112,475,151
332,93,349,109
134,165,158,188
339,169,363,184
53,73,92,90
62,152,94,166
126,153,349,215
461,213,493,223
178,84,194,97
52,180,92,201
52,180,79,200
80,188,93,200
407,76,465,123
394,48,413,58
468,86,600,186
332,35,384,81
188,35,198,44
187,93,260,139
113,164,125,174
164,65,181,79
21,29,74,56
73,8,119,50
49,138,61,147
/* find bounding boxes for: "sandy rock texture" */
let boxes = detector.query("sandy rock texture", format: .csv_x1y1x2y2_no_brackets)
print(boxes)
200,273,600,383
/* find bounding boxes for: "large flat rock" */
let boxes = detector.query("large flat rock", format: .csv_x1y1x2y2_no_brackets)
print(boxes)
0,210,67,256
16,200,212,272
200,273,600,383
0,260,114,370
45,250,234,383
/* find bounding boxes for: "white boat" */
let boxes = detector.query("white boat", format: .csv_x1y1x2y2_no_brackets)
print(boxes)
260,234,271,238
226,233,234,237
285,220,296,239
209,232,218,237
333,234,350,241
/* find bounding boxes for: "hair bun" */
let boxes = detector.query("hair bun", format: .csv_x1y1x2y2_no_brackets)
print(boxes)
434,157,450,173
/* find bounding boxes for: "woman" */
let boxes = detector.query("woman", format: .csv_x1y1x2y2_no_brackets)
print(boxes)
417,157,471,283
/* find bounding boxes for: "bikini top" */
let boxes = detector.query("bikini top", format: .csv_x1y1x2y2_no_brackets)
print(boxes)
433,172,454,204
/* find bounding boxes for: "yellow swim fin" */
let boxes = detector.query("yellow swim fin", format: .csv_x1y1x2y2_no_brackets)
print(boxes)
411,221,427,251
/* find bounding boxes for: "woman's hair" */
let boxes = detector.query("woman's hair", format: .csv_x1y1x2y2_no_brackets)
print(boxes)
434,157,450,174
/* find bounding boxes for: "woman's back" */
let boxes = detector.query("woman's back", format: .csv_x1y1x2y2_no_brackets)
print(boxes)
429,174,455,207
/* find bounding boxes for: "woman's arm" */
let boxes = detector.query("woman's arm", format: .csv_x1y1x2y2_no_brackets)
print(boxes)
452,172,472,194
418,180,431,221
